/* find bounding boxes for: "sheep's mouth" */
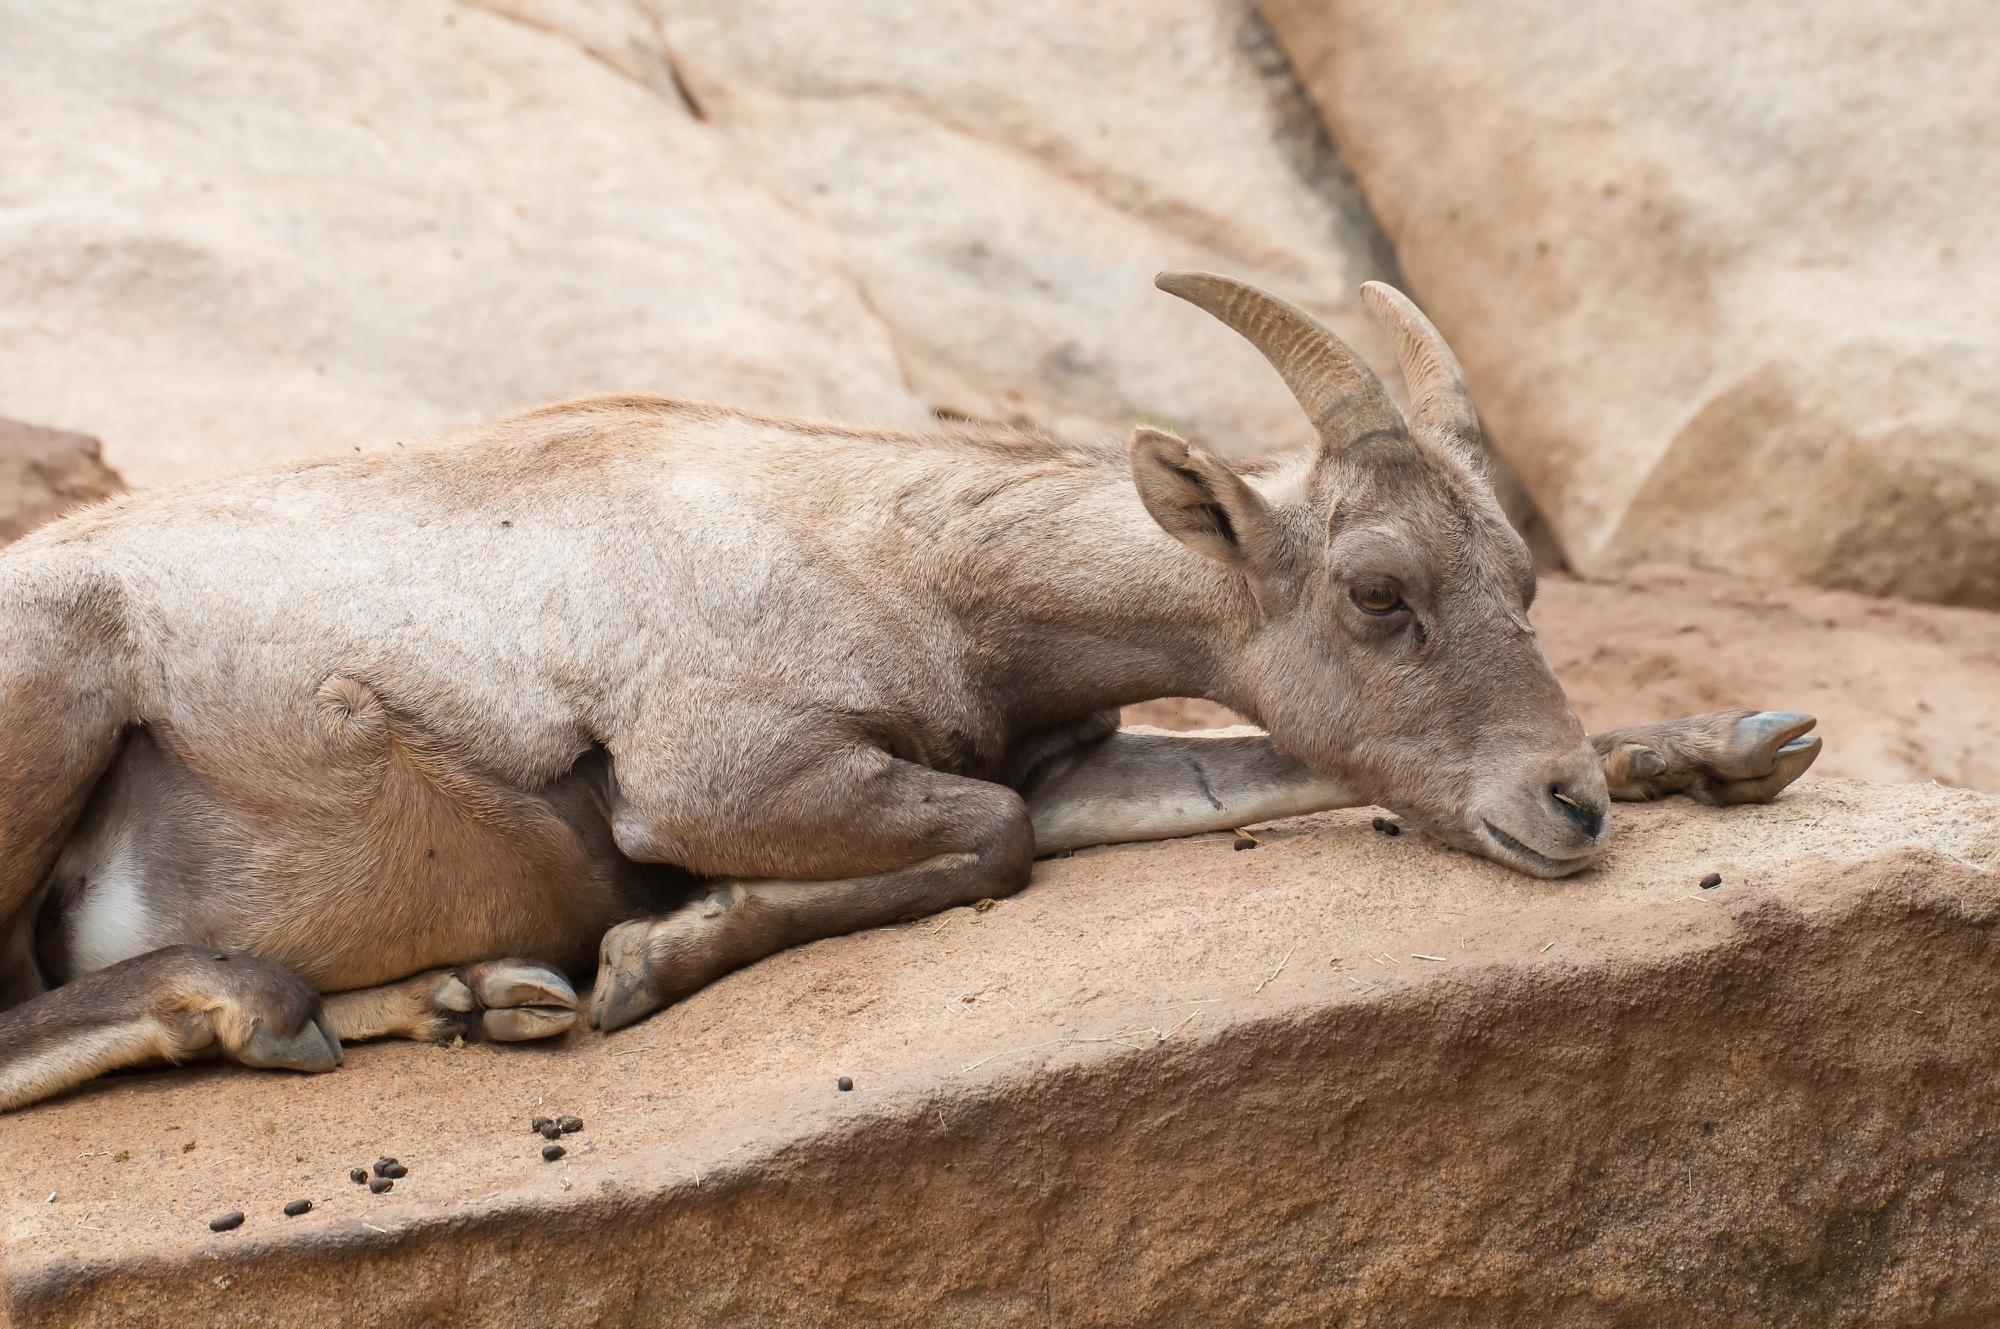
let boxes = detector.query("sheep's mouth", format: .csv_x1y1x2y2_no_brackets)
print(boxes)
1481,821,1592,877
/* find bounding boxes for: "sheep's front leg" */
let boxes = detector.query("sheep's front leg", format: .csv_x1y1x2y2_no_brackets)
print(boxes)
1012,711,1820,853
1017,729,1360,854
589,745,1031,1033
1593,709,1822,804
0,946,340,1112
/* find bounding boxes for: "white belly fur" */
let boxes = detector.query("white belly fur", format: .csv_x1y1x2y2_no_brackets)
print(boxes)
65,834,156,975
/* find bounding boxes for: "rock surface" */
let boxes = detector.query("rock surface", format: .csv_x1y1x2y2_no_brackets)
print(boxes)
5,778,1996,1326
1262,0,2000,607
0,418,124,543
1132,565,2000,795
1540,566,2000,796
0,0,1393,490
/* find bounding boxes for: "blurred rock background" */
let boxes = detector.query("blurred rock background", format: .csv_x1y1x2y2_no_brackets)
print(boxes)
1,0,1994,776
1262,0,2000,608
0,417,123,541
0,1,1392,484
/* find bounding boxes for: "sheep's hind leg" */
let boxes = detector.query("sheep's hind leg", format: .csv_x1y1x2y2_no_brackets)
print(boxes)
0,946,341,1113
587,747,1032,1035
1594,710,1822,804
321,960,579,1044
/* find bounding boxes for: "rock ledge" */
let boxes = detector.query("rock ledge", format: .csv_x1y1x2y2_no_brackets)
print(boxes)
4,778,1996,1327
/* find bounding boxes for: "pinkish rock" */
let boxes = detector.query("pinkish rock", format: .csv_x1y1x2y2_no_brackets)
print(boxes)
0,417,123,543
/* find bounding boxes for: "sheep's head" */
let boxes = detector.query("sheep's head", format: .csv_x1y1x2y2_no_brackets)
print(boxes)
1134,273,1605,877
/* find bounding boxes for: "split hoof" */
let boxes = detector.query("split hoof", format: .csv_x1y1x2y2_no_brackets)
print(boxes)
1601,709,1823,804
1694,724,1823,806
480,1006,576,1041
1719,711,1818,780
432,960,578,1042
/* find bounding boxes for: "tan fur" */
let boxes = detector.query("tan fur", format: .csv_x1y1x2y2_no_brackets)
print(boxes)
0,275,1818,1108
319,973,463,1044
0,1020,166,1114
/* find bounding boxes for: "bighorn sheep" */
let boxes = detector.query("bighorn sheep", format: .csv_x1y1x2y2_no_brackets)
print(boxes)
0,274,1819,1111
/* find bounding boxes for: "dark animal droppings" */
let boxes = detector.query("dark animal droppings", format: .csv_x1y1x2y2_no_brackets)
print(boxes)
349,1168,367,1185
383,1162,408,1179
372,1158,399,1178
1372,817,1401,837
209,1211,244,1232
1233,836,1256,851
837,1076,854,1092
542,1143,566,1162
558,1115,583,1134
1700,872,1723,889
530,1116,553,1134
283,1199,312,1217
540,1122,562,1139
368,1177,393,1194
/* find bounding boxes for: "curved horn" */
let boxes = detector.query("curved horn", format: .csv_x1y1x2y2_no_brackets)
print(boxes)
1358,281,1480,444
1156,271,1406,452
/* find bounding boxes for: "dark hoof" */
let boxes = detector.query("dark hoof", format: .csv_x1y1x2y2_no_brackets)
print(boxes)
588,921,662,1035
237,1011,343,1073
435,961,579,1042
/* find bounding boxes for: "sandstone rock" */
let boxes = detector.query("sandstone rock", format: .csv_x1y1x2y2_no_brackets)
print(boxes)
0,417,124,542
1129,565,2000,794
4,779,1996,1326
1539,565,2000,795
1260,0,2000,607
0,0,1396,491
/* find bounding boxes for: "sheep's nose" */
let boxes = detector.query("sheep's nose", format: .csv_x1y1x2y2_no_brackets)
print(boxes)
1550,783,1606,839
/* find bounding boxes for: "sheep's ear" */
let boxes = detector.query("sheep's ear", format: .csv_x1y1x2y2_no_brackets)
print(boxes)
1129,427,1283,574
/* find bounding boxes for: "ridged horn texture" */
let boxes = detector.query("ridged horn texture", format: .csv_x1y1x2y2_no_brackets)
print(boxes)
1357,281,1480,445
1155,270,1407,453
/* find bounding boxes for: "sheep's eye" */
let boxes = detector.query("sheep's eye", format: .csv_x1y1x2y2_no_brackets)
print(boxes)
1351,585,1404,616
